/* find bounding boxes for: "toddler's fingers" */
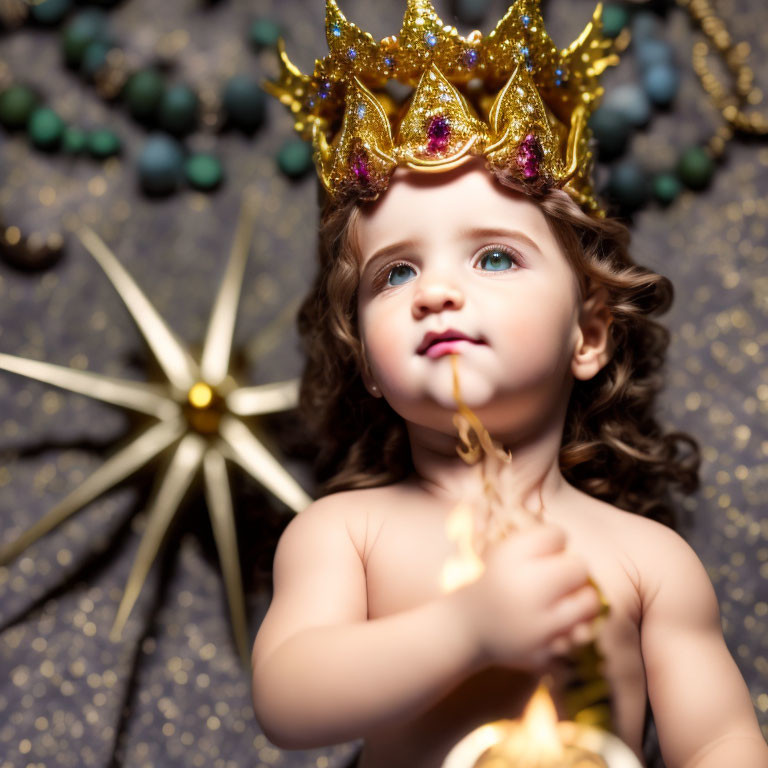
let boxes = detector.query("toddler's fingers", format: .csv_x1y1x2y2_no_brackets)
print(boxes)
570,620,597,647
535,553,591,603
549,584,602,635
549,635,572,658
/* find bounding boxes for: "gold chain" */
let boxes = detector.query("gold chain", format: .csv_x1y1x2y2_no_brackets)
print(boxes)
678,0,768,159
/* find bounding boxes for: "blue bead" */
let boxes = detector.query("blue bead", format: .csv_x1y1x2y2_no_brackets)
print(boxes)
589,107,632,160
602,83,651,127
138,134,184,195
631,12,658,41
643,63,680,107
30,0,72,25
521,14,530,26
223,75,265,132
635,38,674,72
607,160,651,212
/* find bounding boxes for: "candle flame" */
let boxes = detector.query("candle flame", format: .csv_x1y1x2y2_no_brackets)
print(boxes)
514,682,565,759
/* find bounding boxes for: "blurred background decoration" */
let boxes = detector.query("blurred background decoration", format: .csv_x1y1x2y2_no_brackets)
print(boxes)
0,0,766,766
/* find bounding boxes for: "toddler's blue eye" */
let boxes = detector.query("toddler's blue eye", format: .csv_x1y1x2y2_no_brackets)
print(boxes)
387,264,416,286
478,249,514,271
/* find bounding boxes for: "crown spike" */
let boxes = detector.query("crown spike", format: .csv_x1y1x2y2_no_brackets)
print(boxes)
397,0,481,85
262,39,318,140
323,77,396,198
560,3,618,104
396,64,484,168
485,63,562,182
482,0,558,80
324,0,381,81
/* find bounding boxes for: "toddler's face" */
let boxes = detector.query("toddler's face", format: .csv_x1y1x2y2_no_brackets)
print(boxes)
355,159,585,439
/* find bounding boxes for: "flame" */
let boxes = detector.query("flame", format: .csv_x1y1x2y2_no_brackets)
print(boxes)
513,682,565,760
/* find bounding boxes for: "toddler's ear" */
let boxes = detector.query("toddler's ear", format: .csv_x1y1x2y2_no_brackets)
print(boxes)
360,342,384,398
571,286,614,381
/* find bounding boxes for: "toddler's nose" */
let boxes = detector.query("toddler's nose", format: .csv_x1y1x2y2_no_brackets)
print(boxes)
412,279,465,318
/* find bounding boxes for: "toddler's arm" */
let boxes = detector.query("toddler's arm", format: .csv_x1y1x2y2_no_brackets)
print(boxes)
639,525,768,767
250,496,481,749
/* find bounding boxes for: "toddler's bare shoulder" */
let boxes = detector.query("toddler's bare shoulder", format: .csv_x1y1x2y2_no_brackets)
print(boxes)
572,488,682,544
575,491,700,595
303,483,409,557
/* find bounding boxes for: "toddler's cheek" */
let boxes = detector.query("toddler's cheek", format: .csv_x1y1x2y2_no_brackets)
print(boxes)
363,327,410,387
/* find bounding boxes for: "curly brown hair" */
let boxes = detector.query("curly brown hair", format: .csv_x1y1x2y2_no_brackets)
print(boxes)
296,169,700,528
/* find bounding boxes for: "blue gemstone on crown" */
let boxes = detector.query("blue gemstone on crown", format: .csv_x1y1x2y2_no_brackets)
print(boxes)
318,79,332,99
425,32,437,47
384,56,395,67
462,49,479,68
348,47,357,59
357,103,366,118
521,14,530,27
520,45,529,56
331,24,341,37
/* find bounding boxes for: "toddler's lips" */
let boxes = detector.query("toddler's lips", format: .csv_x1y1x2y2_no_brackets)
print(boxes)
423,338,483,358
417,329,486,357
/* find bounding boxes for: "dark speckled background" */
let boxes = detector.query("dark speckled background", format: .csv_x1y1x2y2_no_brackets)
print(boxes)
0,1,766,766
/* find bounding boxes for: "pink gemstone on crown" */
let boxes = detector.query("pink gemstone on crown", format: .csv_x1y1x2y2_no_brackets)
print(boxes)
349,146,370,184
516,133,543,179
426,115,451,154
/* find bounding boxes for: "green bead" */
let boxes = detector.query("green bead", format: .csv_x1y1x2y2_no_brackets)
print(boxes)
87,128,121,158
61,10,108,68
223,75,265,133
652,172,681,206
158,84,199,136
184,153,224,190
677,146,714,191
276,138,313,179
27,107,65,150
30,0,72,25
0,85,40,130
122,69,165,123
602,4,629,38
62,125,87,153
249,18,282,50
81,40,111,81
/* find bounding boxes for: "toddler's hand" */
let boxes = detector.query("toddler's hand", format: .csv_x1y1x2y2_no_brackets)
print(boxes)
447,523,601,672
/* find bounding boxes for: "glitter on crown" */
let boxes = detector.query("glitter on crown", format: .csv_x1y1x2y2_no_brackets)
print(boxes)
264,0,619,214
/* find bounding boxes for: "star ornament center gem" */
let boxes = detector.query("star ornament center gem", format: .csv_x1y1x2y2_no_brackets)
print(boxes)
0,192,311,666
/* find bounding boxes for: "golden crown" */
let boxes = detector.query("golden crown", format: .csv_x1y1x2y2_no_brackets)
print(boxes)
264,0,618,212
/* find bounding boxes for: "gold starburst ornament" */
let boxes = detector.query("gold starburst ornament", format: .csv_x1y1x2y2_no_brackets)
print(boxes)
0,193,311,666
264,0,619,212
